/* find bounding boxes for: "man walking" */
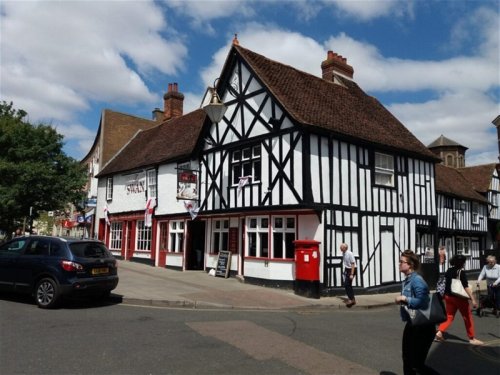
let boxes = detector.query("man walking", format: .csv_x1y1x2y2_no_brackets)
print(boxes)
340,243,356,307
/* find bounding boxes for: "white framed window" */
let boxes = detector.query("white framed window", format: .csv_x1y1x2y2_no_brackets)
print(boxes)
106,177,113,200
146,169,157,200
212,219,229,254
109,222,123,250
136,220,151,251
272,216,296,259
375,152,394,187
232,144,261,185
456,237,471,256
471,202,479,224
246,216,269,257
246,216,297,259
169,220,184,253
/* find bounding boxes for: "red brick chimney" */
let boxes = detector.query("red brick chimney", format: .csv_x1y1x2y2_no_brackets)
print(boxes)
321,50,354,80
163,83,184,121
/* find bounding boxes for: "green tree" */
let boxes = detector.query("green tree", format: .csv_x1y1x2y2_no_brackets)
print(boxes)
0,101,87,235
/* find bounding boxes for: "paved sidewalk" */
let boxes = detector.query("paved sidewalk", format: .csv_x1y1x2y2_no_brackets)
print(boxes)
112,260,400,310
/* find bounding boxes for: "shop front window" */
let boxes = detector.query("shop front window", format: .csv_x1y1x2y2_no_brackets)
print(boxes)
110,222,123,250
246,216,296,259
169,220,184,253
212,219,229,254
136,220,151,251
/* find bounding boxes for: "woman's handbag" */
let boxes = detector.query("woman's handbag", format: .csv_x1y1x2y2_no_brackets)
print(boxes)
451,270,470,299
405,293,447,326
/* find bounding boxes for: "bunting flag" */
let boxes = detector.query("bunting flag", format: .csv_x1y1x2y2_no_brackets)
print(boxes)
145,197,157,228
184,200,200,220
103,204,110,225
237,175,252,195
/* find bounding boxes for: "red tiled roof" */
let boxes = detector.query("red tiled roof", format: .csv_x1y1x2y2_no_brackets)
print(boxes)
458,163,498,194
435,164,487,202
97,109,206,176
234,45,439,161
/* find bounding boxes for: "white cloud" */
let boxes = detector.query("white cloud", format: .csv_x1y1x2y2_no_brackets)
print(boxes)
329,0,414,21
388,90,498,164
1,0,497,166
164,0,254,33
54,122,96,159
1,0,187,123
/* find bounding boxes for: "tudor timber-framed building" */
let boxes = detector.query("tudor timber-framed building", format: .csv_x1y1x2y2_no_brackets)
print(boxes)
96,43,446,293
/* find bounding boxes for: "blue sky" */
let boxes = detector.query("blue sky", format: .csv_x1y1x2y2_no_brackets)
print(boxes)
1,0,498,166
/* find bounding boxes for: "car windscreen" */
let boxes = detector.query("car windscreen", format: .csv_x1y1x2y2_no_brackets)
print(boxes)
69,242,112,259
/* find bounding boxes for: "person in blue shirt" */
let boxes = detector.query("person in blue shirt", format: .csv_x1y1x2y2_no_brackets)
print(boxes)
395,250,438,375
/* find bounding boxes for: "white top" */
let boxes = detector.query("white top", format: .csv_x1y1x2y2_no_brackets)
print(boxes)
477,264,500,286
343,250,356,269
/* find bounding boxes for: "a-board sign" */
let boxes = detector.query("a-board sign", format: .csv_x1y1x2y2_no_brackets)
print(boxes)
215,250,231,278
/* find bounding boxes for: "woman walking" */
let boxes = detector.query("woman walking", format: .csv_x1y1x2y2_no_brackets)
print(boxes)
435,254,483,345
395,250,438,375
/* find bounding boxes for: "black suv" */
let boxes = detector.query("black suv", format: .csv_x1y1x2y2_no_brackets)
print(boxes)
0,235,118,308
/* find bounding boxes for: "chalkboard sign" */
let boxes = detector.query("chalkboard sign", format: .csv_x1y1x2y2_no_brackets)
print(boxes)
215,250,231,278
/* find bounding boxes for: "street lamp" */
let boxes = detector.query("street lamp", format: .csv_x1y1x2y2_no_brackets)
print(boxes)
203,80,227,124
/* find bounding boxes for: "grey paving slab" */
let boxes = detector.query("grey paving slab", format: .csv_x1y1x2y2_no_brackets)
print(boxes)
112,260,402,310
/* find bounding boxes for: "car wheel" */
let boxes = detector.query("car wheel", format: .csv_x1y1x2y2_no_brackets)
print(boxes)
35,278,60,309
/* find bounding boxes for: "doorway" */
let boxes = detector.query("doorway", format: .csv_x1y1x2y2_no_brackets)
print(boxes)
187,220,205,270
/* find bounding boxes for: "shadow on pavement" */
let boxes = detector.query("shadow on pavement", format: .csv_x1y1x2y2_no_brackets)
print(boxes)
426,334,500,374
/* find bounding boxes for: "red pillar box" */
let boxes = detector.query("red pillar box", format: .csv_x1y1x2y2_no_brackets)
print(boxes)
293,239,321,299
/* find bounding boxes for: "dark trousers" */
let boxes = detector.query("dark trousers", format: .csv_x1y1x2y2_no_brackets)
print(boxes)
343,269,355,300
487,284,500,309
402,322,439,375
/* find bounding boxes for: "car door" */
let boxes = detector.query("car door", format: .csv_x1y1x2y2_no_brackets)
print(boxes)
0,238,29,291
14,237,52,292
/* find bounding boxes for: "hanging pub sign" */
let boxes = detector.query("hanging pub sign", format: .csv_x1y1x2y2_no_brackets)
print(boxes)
177,168,199,200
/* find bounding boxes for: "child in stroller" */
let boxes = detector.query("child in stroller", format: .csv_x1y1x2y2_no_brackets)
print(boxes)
476,255,500,318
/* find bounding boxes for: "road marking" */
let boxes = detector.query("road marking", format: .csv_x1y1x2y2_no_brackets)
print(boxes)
188,320,377,375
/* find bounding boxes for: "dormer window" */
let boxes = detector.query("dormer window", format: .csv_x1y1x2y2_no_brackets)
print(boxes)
374,152,394,187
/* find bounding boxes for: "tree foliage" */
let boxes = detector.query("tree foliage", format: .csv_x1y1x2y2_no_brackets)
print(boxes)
0,102,87,234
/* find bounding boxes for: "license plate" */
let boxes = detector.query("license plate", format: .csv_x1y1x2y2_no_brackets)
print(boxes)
91,267,109,275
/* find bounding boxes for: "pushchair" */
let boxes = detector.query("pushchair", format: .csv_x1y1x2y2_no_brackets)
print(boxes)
475,283,499,318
